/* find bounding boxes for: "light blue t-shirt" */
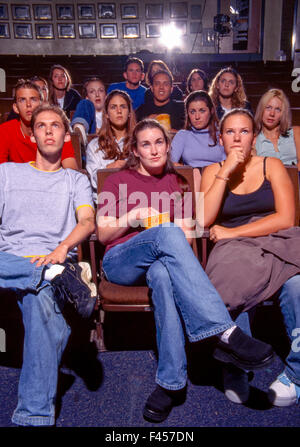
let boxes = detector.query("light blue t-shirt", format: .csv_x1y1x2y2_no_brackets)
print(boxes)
255,128,297,166
0,162,94,259
107,82,146,110
171,128,226,168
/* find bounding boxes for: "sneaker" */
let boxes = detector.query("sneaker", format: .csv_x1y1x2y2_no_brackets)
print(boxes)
213,327,275,370
143,385,184,423
52,262,97,318
268,372,300,407
223,365,250,404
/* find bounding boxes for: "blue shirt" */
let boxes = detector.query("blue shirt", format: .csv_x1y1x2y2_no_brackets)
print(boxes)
107,82,146,110
255,128,297,166
171,128,225,168
71,99,96,134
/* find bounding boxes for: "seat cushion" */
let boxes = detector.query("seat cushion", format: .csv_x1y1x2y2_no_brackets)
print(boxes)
99,277,150,305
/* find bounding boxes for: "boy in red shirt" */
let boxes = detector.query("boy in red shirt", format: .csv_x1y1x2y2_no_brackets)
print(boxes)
0,79,78,169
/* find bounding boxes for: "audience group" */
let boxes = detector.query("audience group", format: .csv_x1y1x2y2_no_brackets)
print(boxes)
0,55,300,427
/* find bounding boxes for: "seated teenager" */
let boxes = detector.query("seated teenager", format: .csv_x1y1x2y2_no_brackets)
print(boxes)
6,75,49,122
86,90,136,203
97,118,274,423
200,108,300,407
254,88,300,171
71,76,106,143
171,90,225,191
107,57,146,110
0,104,96,426
136,70,185,132
48,64,81,118
209,67,252,121
144,60,183,105
0,79,78,170
185,68,209,94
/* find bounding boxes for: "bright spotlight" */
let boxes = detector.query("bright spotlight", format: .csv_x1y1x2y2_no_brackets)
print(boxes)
159,23,182,50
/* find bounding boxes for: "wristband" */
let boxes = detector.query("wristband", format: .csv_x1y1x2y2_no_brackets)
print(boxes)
215,174,229,182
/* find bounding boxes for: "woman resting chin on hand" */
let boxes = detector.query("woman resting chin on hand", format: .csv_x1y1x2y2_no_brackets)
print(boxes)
201,108,300,408
97,118,274,423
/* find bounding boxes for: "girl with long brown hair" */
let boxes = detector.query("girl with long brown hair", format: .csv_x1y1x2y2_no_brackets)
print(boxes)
209,67,252,121
86,90,136,202
171,90,225,191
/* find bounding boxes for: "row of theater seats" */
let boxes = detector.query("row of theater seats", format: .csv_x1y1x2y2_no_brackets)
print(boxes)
0,58,298,124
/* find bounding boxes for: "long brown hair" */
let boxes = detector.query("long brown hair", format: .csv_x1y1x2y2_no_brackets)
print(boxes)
48,64,72,105
184,90,218,145
186,68,209,93
124,119,190,195
97,90,136,160
209,67,248,110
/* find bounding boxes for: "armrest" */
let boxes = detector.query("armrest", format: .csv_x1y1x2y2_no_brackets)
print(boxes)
200,227,210,269
88,233,99,289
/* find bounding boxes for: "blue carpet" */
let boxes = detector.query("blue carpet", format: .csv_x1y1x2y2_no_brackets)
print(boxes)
0,349,300,427
0,307,300,428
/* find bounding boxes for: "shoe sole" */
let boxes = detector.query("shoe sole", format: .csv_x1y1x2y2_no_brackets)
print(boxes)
213,347,275,371
143,406,171,423
225,389,249,404
268,389,297,407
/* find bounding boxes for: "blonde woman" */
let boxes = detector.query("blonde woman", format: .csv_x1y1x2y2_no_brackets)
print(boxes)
209,67,252,121
254,88,300,170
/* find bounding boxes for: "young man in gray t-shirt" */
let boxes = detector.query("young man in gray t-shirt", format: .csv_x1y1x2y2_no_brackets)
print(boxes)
0,104,95,427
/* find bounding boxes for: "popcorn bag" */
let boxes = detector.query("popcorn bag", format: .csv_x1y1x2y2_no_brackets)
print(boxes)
143,212,170,229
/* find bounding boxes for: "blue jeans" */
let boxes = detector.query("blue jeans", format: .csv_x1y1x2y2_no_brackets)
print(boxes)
0,251,70,426
277,275,300,385
102,224,234,390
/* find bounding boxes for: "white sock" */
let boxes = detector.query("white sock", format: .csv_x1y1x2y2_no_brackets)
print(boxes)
219,325,237,344
44,264,65,281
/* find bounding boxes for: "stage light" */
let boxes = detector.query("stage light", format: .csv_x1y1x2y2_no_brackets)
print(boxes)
159,23,182,50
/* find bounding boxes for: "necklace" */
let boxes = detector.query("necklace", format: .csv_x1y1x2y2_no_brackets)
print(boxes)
20,123,26,138
20,123,31,139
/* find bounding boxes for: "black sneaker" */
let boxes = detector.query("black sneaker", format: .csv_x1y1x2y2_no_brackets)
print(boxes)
213,327,275,370
143,385,185,423
52,262,96,318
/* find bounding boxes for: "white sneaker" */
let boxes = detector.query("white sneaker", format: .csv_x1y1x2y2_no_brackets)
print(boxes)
223,366,250,404
268,372,300,407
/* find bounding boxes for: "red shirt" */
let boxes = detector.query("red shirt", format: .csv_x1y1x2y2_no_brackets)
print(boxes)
0,119,75,163
98,169,193,253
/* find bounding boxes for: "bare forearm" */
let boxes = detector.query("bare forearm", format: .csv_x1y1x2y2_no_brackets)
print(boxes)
230,213,295,238
97,213,132,245
60,218,95,252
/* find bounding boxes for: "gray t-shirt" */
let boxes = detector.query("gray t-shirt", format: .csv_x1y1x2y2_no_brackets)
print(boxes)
0,162,94,259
